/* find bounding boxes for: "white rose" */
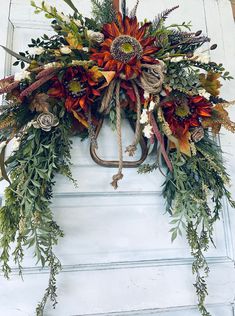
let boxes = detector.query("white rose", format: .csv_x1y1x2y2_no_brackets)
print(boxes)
87,30,104,43
198,89,210,99
28,47,45,56
44,62,61,69
194,53,210,64
87,30,94,37
171,56,184,63
149,100,155,111
143,124,153,139
60,46,72,54
83,47,89,52
14,71,31,81
140,109,149,124
12,137,20,151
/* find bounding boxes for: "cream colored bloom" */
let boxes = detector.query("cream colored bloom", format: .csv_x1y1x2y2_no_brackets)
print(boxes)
198,88,210,99
44,62,61,69
12,137,20,151
171,56,184,63
194,53,210,64
14,71,31,81
149,100,155,111
143,124,153,138
87,30,104,43
140,109,149,124
83,47,89,52
60,46,72,54
28,47,45,55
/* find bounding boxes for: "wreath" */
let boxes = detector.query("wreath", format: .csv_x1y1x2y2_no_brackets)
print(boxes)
0,1,235,315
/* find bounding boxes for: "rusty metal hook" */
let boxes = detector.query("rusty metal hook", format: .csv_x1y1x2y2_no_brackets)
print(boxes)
90,118,148,168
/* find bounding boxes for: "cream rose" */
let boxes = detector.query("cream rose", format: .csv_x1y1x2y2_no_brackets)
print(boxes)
60,46,72,54
33,113,59,132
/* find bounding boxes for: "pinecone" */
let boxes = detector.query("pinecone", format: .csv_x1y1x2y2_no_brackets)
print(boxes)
191,127,205,143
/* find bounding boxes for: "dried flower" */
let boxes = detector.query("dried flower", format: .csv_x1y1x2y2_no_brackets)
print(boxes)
140,109,149,124
143,124,153,138
44,62,61,69
87,30,104,44
14,71,31,82
28,47,45,56
149,100,155,111
29,93,50,112
33,112,59,132
60,46,72,54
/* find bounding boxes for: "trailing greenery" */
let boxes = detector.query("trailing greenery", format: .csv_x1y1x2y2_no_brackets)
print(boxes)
161,135,235,316
0,121,75,315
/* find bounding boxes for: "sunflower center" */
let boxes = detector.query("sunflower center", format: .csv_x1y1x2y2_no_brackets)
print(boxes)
65,79,85,98
110,35,143,63
175,104,191,118
68,80,82,93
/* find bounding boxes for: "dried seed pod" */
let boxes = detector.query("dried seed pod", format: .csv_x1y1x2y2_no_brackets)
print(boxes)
195,30,202,36
210,44,218,50
191,127,205,143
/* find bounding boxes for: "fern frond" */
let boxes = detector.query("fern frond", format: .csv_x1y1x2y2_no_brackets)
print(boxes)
152,5,179,30
130,0,140,18
91,0,117,24
121,0,127,19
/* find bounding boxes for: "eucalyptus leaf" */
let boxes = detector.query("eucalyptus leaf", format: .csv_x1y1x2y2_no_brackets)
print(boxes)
62,0,78,13
0,45,32,64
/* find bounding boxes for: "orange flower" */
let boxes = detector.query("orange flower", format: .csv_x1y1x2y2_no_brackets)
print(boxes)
91,13,159,80
161,94,213,156
48,66,104,112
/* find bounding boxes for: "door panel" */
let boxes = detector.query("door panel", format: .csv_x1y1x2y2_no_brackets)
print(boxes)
0,1,235,315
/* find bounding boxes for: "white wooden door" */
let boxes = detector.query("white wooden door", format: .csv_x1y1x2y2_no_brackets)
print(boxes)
1,1,235,316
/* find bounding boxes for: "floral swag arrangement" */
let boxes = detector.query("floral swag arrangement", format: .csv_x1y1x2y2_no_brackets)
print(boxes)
0,0,235,315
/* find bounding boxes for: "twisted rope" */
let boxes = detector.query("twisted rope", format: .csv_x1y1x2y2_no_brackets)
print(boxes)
99,79,116,114
137,63,165,94
87,107,98,149
111,79,124,189
125,80,141,156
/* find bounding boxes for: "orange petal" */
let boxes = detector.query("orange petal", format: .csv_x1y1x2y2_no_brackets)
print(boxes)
72,110,89,128
179,131,192,157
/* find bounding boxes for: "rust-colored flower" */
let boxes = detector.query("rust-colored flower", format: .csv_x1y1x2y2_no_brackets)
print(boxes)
48,65,104,112
161,94,213,155
91,13,159,80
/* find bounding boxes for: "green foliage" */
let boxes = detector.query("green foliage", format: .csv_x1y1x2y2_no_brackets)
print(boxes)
152,6,180,31
165,61,201,94
160,135,235,315
91,0,117,25
175,60,233,81
0,121,76,314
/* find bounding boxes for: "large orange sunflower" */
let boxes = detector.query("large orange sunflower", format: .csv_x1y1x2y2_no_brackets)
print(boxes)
91,13,159,80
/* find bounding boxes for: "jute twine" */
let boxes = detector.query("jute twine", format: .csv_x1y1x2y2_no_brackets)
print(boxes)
98,62,165,189
111,79,124,189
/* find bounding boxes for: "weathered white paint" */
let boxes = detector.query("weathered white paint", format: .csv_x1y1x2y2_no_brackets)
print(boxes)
0,1,235,315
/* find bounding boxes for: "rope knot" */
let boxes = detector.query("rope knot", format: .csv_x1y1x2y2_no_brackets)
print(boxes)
125,144,137,157
111,172,124,190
